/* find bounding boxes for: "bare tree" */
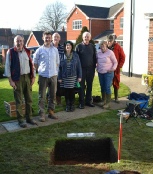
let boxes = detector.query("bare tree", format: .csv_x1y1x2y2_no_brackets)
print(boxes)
36,1,67,31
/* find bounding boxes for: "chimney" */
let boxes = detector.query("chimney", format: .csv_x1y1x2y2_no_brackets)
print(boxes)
2,48,8,64
62,26,65,32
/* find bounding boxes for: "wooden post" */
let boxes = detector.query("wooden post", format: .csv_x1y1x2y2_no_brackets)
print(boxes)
118,111,123,163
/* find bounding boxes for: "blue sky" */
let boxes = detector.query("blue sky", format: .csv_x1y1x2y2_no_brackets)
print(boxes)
0,0,123,30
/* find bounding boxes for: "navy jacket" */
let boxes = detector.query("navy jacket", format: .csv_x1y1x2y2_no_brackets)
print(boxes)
75,42,97,69
58,51,82,80
10,47,34,81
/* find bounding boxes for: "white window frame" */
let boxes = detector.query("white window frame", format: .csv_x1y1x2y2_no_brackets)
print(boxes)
120,17,124,29
73,20,82,30
116,41,123,47
110,20,114,30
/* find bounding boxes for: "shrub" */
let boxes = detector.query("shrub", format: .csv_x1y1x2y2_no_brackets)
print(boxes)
74,26,95,48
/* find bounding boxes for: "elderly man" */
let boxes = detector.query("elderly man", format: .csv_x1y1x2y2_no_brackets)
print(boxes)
33,31,59,122
75,32,97,109
4,35,36,128
52,32,64,105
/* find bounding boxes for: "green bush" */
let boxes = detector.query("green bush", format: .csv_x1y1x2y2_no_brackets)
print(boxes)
74,26,95,48
0,63,5,79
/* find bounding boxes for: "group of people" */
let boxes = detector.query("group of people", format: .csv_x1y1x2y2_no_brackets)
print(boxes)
4,31,125,128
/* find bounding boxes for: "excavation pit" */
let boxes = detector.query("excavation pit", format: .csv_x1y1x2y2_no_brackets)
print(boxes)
50,137,118,165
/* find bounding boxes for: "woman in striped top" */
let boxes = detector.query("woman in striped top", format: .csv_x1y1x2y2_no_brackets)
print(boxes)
58,41,82,112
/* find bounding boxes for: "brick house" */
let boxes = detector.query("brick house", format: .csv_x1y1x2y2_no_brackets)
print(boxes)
0,28,13,49
147,16,153,74
26,31,67,47
0,28,13,64
66,3,124,45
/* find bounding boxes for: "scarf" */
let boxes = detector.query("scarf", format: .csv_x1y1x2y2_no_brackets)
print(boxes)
66,52,73,62
108,41,116,51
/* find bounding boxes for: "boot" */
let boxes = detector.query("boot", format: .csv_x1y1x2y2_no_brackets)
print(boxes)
48,109,58,119
103,94,111,109
101,92,106,106
65,105,70,112
70,104,75,112
26,118,38,125
56,96,62,105
65,99,70,112
39,113,46,122
114,88,120,103
70,98,75,112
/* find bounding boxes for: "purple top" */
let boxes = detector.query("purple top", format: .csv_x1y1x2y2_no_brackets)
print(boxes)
96,48,118,74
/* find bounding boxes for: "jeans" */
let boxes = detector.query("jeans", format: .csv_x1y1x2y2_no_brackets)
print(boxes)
38,75,57,115
98,72,114,94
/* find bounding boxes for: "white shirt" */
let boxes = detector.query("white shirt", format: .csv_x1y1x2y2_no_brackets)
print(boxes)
33,44,59,78
4,48,30,77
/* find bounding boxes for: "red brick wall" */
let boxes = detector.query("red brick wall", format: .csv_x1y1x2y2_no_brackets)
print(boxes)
27,35,39,47
67,8,110,41
148,19,153,74
1,48,8,64
67,7,124,42
67,8,90,41
114,9,124,37
91,20,110,39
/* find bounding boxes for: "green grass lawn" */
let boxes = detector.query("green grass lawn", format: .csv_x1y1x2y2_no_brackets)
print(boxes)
0,111,153,173
2,75,153,173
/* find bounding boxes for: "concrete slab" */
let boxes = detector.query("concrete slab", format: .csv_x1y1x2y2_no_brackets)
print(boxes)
2,121,38,132
0,98,129,133
0,105,109,133
2,121,21,131
0,124,7,134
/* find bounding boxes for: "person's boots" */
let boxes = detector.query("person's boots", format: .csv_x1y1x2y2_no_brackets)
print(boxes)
101,92,106,106
48,109,58,119
56,96,62,105
65,99,70,112
103,94,111,109
114,88,119,103
70,98,75,112
39,113,46,122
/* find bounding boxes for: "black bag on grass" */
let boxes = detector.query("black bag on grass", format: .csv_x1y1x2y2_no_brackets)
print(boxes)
123,103,143,117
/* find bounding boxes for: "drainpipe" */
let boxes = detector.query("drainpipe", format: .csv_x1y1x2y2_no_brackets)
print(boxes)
90,18,92,35
128,0,133,77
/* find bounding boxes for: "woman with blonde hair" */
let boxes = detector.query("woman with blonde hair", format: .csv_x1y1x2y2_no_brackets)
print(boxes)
96,40,118,109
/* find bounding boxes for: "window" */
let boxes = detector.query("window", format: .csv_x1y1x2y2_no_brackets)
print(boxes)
116,41,123,47
73,20,82,30
110,20,114,30
120,17,124,29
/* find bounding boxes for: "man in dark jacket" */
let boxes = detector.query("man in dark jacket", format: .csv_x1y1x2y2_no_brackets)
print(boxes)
4,35,36,128
75,32,96,109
